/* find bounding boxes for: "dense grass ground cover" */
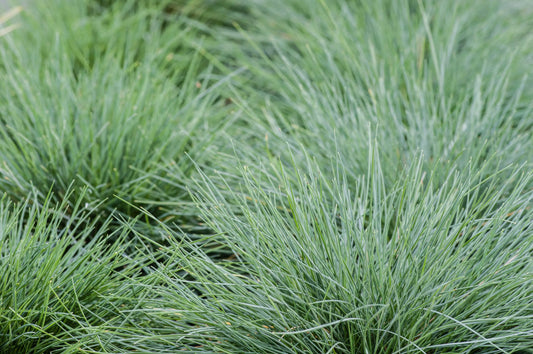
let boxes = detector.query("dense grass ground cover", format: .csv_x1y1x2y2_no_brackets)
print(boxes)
0,0,531,353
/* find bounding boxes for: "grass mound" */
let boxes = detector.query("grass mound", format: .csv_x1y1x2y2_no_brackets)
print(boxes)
0,191,139,352
0,0,531,353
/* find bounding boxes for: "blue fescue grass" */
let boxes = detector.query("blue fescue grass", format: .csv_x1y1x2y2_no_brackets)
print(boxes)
73,151,532,353
0,190,142,353
0,0,234,229
0,0,531,353
214,0,533,191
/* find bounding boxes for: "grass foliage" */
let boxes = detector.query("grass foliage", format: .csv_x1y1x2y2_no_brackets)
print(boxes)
0,0,231,225
0,191,137,352
0,0,531,353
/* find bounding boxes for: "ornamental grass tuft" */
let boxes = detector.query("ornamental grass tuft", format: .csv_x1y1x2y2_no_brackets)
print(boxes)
0,0,531,353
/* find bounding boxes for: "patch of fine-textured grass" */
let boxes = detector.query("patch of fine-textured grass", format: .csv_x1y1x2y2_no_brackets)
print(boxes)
78,151,531,353
0,191,141,353
0,0,531,353
212,0,533,190
0,0,233,230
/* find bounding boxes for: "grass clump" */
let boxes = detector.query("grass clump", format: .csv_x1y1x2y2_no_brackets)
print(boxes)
0,191,140,353
0,1,232,228
218,0,533,190
0,0,531,352
80,153,532,353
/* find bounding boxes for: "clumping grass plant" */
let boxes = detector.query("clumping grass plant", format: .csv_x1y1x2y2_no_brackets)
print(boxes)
0,0,234,230
0,190,141,353
0,0,531,353
67,151,532,353
215,0,533,191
